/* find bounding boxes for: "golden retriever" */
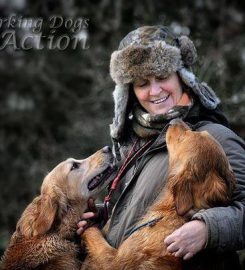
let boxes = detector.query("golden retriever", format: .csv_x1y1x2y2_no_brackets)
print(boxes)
81,119,236,270
1,146,116,270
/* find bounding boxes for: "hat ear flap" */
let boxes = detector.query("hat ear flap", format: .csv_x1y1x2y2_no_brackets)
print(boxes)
110,84,129,140
176,35,197,67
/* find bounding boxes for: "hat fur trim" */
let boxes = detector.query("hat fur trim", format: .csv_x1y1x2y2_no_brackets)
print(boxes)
110,41,182,85
178,68,220,109
110,84,129,139
177,36,197,66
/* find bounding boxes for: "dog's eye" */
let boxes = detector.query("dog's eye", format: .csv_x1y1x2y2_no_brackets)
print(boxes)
71,162,80,171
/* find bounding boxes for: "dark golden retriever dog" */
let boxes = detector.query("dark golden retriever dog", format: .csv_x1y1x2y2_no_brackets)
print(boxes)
81,120,236,270
1,146,116,270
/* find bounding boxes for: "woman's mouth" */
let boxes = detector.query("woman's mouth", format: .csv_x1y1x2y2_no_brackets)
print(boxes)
151,94,170,104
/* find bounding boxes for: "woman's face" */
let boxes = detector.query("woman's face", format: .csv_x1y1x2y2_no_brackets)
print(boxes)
133,73,183,115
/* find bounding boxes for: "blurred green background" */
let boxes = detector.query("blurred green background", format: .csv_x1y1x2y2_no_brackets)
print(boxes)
0,0,244,263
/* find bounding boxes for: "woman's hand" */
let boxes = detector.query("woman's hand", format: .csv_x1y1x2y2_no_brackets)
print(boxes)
164,220,208,260
77,198,99,235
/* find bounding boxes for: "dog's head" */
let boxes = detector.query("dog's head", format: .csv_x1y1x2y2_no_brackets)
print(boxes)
17,146,116,237
166,119,236,216
42,146,116,200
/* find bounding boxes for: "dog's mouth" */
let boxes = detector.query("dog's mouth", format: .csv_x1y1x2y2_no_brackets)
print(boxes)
88,165,116,191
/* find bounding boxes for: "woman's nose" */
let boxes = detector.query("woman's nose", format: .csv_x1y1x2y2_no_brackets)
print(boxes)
149,80,161,95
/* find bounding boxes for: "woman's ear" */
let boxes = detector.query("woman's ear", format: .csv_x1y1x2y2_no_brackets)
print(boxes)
172,175,194,216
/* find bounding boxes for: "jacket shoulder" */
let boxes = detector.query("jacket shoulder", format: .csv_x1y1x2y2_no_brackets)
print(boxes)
195,122,244,146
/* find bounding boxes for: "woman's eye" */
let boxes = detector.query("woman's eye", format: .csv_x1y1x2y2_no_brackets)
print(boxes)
71,162,80,171
156,76,167,81
135,81,147,88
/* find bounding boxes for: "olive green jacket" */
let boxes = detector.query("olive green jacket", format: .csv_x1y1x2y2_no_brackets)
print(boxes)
105,121,245,270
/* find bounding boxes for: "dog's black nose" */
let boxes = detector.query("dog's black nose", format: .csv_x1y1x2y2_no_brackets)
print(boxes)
102,146,111,153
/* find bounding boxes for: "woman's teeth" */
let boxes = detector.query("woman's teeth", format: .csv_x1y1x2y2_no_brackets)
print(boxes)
151,94,170,104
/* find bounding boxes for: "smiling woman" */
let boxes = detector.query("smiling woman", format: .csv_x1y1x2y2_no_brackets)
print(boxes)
78,25,245,270
133,73,187,115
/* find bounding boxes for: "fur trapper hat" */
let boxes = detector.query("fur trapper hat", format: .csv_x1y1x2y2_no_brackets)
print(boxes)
110,26,220,140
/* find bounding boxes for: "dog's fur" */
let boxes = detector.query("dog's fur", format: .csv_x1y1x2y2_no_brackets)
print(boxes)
1,147,115,270
81,120,236,270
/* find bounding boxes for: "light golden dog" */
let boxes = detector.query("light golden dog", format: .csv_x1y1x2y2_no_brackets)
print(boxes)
1,146,116,270
81,120,235,270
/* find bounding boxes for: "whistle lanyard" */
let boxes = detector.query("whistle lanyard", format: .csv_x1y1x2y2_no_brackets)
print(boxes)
103,138,153,222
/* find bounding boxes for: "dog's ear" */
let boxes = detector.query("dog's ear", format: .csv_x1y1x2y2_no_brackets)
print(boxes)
200,170,235,206
32,194,58,236
17,194,58,237
218,164,236,199
172,175,194,216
